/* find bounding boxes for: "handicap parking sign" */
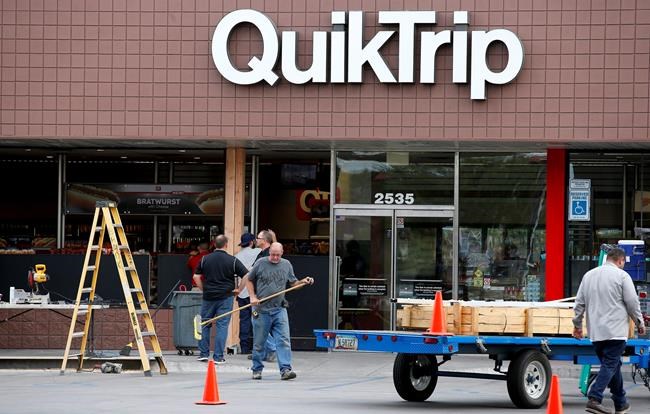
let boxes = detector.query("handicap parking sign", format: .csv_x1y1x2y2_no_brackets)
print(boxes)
569,179,590,221
572,200,586,216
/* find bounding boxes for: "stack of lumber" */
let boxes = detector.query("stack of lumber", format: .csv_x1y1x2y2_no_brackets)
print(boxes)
396,301,583,337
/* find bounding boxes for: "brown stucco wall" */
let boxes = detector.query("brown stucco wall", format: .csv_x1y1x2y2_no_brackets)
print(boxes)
0,0,648,143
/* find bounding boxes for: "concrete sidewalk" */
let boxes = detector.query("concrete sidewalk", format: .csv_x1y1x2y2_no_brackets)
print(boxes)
0,348,593,378
0,350,649,414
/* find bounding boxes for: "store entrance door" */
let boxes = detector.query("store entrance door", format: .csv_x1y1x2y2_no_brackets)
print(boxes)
333,206,455,331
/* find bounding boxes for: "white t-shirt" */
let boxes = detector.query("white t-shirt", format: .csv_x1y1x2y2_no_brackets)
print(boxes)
235,246,261,299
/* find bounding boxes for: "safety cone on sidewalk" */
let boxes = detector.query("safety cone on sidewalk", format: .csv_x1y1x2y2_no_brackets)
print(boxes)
195,360,226,405
546,374,563,414
424,291,452,336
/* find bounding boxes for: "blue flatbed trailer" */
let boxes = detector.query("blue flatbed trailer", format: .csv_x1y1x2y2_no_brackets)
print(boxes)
314,329,650,409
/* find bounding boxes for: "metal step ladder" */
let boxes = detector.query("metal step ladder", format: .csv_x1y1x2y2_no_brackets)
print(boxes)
60,201,167,376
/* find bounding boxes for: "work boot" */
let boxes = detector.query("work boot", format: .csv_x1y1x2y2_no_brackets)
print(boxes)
252,371,262,380
281,369,296,380
586,398,613,414
614,403,630,414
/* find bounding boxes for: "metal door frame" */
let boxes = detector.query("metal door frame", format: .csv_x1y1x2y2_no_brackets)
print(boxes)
330,205,457,330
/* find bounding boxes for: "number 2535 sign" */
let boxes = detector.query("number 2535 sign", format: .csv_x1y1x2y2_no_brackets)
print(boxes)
373,193,414,205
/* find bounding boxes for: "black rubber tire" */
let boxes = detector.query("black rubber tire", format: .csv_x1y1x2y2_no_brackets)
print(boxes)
392,353,438,402
506,350,552,409
184,349,191,356
177,349,183,355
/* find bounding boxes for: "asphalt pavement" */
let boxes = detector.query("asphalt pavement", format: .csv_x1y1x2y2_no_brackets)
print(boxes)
0,351,649,414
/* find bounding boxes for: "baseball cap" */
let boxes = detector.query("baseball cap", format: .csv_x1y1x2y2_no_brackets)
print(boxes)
239,233,255,246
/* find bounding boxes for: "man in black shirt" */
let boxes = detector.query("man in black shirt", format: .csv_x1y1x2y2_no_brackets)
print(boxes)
255,229,275,261
193,234,248,364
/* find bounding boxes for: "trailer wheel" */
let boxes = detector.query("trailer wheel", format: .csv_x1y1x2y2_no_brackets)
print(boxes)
393,353,438,402
506,350,551,409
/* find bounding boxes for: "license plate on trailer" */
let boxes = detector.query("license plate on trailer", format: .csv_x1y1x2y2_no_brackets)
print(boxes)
334,335,358,350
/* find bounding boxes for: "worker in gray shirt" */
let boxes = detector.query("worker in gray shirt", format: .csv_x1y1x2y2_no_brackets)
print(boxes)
573,247,646,414
244,242,313,381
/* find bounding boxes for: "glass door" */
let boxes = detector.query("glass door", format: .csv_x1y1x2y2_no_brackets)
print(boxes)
395,212,454,301
334,209,392,330
393,210,454,331
333,206,456,331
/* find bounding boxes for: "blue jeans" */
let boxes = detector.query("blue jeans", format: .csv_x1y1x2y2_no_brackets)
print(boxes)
251,307,292,374
588,340,627,407
198,297,234,360
265,333,277,354
237,297,252,353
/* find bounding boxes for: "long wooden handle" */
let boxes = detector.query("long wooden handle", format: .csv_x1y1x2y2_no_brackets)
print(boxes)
200,282,308,326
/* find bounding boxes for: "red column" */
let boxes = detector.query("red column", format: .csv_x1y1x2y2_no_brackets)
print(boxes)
545,149,567,300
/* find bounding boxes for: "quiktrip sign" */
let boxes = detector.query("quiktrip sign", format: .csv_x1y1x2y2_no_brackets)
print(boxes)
211,10,524,100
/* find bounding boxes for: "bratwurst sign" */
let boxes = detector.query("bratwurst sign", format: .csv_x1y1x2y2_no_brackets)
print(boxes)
212,10,524,100
66,184,224,215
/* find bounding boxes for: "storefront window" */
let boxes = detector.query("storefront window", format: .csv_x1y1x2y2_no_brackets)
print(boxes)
257,155,331,255
459,153,547,301
567,153,650,294
65,156,226,254
0,158,58,251
336,152,454,205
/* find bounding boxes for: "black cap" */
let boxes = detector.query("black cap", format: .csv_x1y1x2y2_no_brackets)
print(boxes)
239,233,255,247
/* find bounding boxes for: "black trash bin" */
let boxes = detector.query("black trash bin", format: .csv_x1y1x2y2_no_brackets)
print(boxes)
170,291,202,355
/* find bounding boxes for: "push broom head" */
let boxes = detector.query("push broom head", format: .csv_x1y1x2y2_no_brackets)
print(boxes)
193,314,202,340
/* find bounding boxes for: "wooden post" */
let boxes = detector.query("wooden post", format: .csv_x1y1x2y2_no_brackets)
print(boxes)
224,147,246,255
224,147,246,351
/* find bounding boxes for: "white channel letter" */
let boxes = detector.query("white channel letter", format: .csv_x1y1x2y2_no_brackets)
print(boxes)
452,11,468,84
211,9,279,85
419,30,451,83
281,31,328,83
378,11,437,83
470,29,524,100
347,11,396,83
330,11,347,83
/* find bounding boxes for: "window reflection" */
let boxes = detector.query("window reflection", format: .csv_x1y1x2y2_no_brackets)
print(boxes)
336,152,454,205
459,153,547,301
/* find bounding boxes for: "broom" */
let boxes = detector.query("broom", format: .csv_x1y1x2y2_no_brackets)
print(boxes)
193,281,311,341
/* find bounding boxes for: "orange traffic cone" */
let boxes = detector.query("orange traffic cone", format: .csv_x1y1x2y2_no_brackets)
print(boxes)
546,374,563,414
424,291,452,336
195,360,226,405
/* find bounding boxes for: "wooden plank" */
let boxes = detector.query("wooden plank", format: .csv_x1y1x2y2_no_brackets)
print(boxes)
477,307,526,317
470,307,479,335
477,324,526,334
525,308,533,337
451,302,461,334
477,315,527,324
